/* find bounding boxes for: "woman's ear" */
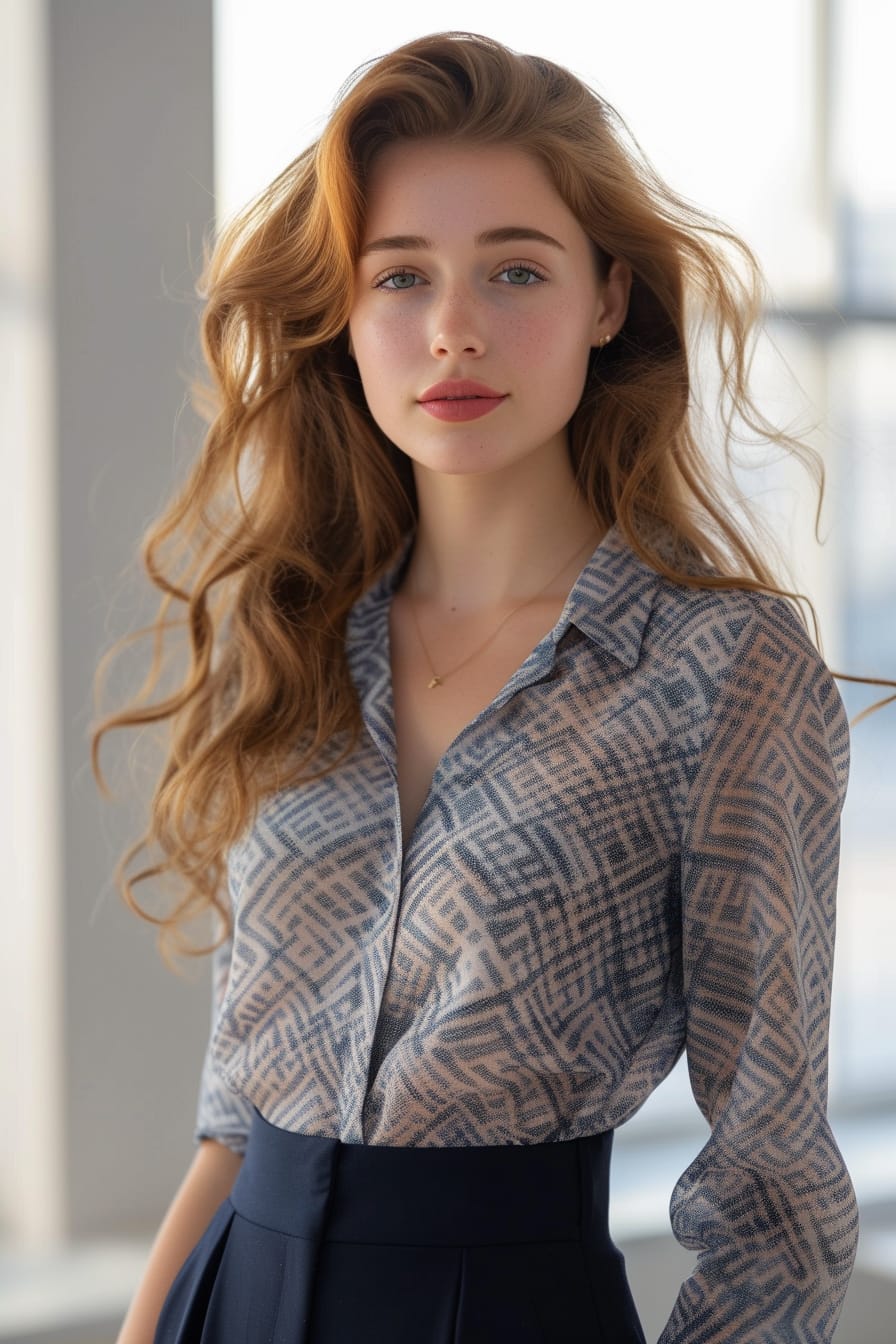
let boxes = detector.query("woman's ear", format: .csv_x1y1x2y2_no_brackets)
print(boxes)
591,257,632,346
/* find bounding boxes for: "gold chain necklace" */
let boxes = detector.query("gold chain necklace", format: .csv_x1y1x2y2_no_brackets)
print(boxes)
406,531,600,689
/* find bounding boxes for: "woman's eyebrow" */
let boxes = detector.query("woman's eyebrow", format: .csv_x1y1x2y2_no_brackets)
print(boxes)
359,226,566,257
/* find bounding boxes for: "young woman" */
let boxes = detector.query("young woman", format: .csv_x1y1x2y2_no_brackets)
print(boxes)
96,29,885,1344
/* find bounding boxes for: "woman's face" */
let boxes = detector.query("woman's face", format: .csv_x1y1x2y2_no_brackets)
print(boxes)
347,139,629,481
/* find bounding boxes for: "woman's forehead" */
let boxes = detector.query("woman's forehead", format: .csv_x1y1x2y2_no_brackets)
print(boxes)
360,140,582,244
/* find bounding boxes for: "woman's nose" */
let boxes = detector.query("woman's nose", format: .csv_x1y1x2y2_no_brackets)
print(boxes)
429,291,487,359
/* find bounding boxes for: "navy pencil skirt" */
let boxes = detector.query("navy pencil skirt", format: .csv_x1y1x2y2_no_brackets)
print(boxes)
154,1106,646,1343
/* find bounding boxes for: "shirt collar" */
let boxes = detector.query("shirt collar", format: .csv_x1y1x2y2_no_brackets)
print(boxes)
556,522,663,668
346,520,675,672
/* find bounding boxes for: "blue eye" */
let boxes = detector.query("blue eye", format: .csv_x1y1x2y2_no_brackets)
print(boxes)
499,265,544,285
375,270,421,290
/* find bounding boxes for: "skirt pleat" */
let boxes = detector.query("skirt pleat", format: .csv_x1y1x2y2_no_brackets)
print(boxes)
307,1241,463,1344
204,1214,318,1344
153,1199,234,1341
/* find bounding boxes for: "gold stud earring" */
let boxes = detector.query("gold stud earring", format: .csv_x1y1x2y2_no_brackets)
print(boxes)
596,332,613,348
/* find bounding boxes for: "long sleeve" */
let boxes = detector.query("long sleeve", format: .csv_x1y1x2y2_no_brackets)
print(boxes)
193,925,255,1156
659,598,858,1343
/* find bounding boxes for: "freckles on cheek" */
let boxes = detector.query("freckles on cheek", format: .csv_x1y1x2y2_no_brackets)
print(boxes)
511,313,571,362
500,310,543,353
359,312,413,368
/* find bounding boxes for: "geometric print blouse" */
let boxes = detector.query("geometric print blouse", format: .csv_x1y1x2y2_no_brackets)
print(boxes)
194,520,858,1342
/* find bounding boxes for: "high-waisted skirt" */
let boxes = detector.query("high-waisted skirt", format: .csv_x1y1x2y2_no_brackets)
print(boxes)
154,1106,646,1343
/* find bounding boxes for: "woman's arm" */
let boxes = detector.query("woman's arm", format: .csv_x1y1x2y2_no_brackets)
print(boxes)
116,1137,243,1344
117,916,253,1343
660,597,858,1343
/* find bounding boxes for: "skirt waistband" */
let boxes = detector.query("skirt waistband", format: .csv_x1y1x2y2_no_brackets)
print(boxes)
230,1107,615,1249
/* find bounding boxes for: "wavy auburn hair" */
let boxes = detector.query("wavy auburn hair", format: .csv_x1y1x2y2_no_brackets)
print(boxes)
92,30,893,964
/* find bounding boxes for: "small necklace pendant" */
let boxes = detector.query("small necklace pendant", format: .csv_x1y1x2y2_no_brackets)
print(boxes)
427,675,443,689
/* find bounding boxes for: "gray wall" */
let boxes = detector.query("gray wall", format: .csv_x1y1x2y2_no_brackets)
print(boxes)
48,0,216,1238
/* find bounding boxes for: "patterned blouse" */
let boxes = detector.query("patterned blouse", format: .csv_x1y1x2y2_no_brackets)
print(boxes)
194,520,858,1341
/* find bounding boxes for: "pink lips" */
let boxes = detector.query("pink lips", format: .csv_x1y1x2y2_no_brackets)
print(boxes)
417,379,508,422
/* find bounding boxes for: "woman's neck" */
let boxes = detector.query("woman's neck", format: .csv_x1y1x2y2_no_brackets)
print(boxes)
402,460,604,612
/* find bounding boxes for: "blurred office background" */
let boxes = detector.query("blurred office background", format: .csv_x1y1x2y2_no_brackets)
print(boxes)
1,0,893,1339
